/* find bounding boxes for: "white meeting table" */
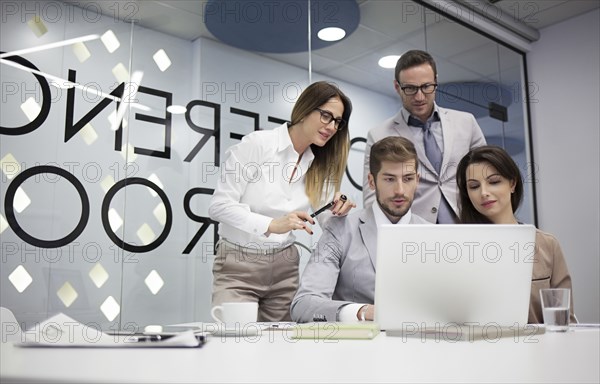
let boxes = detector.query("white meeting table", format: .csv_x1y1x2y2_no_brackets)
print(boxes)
1,326,599,383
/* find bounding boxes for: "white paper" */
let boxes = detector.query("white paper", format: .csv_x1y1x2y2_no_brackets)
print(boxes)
17,313,203,348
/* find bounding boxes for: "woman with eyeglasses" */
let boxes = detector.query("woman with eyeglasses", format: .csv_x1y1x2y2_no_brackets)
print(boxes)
209,81,356,322
456,145,576,324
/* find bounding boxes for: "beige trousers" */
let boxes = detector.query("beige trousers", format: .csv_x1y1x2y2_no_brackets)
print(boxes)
211,240,300,322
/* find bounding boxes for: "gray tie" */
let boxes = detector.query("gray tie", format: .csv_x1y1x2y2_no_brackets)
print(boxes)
408,115,456,224
408,116,442,173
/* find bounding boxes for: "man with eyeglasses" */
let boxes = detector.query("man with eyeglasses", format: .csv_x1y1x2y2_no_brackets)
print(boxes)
362,50,486,224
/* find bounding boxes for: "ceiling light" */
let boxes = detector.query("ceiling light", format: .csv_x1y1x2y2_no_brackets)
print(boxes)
166,105,186,114
317,27,346,42
131,103,151,112
2,58,119,101
0,34,99,59
378,55,401,69
50,80,74,89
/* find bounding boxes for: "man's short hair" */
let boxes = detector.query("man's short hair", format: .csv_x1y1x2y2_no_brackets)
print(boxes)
395,50,437,82
369,136,419,177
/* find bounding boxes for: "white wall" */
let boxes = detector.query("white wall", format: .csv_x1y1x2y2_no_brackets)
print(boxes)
528,8,600,323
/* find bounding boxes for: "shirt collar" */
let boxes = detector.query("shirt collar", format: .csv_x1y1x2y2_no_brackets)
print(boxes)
372,200,413,225
400,103,440,125
277,122,315,163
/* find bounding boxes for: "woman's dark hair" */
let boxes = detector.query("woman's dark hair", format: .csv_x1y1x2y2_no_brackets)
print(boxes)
456,145,523,223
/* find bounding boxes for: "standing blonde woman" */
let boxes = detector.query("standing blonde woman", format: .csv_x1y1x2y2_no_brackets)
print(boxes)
209,81,356,321
456,145,576,324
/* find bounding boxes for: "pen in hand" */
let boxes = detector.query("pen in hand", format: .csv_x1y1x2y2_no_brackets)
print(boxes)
310,194,347,218
310,201,335,218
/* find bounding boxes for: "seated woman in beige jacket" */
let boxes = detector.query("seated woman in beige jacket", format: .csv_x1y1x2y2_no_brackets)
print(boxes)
456,145,575,324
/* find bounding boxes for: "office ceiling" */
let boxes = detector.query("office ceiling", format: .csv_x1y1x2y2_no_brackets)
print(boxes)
63,0,599,99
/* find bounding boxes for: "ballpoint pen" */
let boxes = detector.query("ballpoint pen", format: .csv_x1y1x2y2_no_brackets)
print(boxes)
310,194,347,218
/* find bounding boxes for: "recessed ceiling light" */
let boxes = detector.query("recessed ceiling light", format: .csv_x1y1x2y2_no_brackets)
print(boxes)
166,105,187,114
378,55,401,69
317,27,346,42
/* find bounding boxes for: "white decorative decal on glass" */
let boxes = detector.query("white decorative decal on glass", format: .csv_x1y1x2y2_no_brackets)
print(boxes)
153,49,172,72
1,153,21,180
144,270,164,295
57,282,78,307
100,296,120,321
89,263,109,288
101,30,120,53
8,265,33,293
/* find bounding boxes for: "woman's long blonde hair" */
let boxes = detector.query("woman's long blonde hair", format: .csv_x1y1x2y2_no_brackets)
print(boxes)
290,81,352,208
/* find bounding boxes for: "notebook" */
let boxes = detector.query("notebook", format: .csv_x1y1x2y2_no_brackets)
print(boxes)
292,322,380,340
374,224,536,331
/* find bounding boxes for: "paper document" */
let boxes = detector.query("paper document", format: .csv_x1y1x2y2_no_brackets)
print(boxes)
17,313,204,348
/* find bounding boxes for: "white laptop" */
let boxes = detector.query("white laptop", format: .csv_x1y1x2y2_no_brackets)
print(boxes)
374,224,536,330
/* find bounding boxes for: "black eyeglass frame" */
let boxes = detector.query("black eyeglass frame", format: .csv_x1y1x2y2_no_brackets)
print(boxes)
314,108,346,131
398,83,438,96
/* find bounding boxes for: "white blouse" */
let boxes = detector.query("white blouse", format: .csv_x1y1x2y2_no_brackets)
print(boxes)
209,123,319,250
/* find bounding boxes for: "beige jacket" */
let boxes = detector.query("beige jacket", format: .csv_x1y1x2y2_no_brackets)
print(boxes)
529,229,576,324
363,106,486,223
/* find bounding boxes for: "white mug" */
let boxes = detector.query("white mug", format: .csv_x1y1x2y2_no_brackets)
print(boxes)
211,302,258,327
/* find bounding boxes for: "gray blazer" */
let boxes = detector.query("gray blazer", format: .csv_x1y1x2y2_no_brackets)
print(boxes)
363,107,486,223
290,207,429,323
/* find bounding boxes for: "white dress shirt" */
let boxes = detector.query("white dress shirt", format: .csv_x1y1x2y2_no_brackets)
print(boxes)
338,202,413,321
209,123,316,250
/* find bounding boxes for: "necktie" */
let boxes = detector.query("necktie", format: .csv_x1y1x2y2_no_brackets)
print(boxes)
408,115,456,224
408,116,442,173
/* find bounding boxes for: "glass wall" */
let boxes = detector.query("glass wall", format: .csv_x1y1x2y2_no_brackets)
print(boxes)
1,0,534,330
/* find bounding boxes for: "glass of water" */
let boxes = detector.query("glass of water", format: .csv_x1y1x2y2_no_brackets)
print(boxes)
540,288,571,332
